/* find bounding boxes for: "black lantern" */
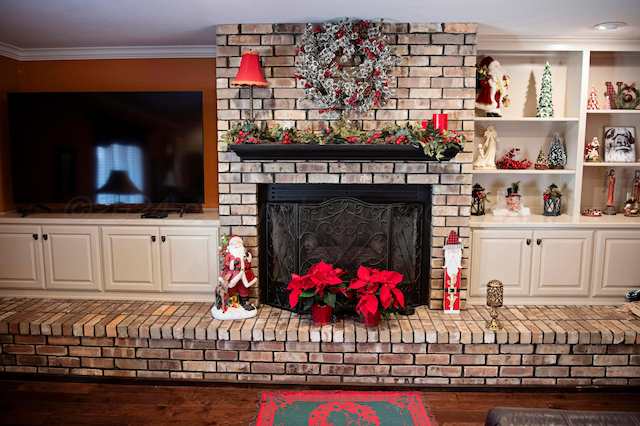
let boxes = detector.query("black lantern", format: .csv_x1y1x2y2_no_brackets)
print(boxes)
471,183,486,216
543,183,562,216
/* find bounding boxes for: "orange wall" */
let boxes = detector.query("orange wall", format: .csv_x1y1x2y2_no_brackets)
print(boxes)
0,57,218,210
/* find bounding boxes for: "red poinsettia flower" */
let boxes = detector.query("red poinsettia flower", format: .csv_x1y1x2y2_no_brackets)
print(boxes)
349,266,405,317
286,272,313,308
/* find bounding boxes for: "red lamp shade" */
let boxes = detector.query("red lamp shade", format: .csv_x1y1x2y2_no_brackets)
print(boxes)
232,50,268,87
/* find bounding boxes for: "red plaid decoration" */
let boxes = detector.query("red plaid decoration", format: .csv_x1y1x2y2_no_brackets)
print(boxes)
446,230,459,246
605,82,622,109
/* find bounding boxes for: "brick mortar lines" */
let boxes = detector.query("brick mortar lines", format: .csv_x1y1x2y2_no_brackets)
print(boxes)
1,336,639,385
216,23,476,309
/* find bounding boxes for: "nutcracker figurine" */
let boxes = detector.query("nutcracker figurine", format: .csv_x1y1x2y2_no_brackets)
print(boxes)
443,230,463,314
212,235,258,320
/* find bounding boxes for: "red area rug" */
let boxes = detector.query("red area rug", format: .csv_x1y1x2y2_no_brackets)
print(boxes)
253,390,437,426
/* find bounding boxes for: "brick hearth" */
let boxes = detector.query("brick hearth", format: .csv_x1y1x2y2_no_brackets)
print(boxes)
1,298,639,385
216,22,477,309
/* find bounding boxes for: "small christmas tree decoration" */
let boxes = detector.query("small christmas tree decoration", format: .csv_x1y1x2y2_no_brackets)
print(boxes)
603,95,611,110
547,132,567,169
537,62,555,118
587,86,599,110
535,146,549,170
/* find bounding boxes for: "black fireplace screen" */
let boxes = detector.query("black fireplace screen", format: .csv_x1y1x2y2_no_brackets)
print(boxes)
261,184,430,311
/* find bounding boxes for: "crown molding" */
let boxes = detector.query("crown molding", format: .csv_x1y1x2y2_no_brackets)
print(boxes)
478,35,640,51
0,42,217,61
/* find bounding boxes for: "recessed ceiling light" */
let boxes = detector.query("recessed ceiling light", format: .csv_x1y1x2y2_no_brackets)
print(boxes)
594,22,625,30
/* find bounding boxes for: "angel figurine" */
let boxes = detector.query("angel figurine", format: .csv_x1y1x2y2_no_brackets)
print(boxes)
473,125,498,169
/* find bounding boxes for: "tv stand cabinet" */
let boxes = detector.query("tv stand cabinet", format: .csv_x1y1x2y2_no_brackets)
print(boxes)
0,211,220,301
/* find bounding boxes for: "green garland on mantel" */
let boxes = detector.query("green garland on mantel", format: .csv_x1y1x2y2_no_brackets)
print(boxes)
222,117,466,160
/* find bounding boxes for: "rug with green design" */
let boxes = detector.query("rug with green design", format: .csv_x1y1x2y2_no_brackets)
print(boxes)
253,390,437,426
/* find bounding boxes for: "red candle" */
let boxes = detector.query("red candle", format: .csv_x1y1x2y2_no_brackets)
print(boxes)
421,121,429,129
432,113,448,130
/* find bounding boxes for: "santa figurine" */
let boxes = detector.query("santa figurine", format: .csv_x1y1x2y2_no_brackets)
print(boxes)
476,56,510,117
443,230,463,314
213,235,258,319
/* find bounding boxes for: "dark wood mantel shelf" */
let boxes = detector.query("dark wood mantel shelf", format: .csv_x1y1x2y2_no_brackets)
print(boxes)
229,144,460,161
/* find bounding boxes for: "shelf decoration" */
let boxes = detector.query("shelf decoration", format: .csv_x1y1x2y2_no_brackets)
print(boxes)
443,230,463,315
506,181,521,213
587,86,599,110
604,127,636,162
543,183,562,216
624,170,640,217
486,280,503,330
286,261,350,325
605,82,620,109
224,118,465,161
471,183,489,216
536,62,554,118
616,83,640,110
475,56,510,117
535,147,549,170
294,19,401,116
582,208,602,217
349,266,406,326
473,125,498,169
496,148,532,169
604,169,617,215
603,95,612,110
585,137,602,162
547,132,567,169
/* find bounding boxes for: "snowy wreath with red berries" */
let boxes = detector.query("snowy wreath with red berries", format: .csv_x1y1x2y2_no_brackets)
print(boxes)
294,18,401,116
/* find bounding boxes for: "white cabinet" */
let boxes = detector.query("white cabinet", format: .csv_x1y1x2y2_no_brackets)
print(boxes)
42,226,101,291
471,229,594,301
531,230,593,297
0,225,45,289
470,230,532,298
592,230,640,297
160,227,218,293
101,226,162,292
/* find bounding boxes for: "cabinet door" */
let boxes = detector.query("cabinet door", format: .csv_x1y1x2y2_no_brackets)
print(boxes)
592,230,640,297
42,226,101,291
530,230,593,297
470,230,532,298
101,226,161,292
0,225,45,289
160,227,218,293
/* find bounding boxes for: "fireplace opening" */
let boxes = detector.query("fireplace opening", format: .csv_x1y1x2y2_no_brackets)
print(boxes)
258,184,431,312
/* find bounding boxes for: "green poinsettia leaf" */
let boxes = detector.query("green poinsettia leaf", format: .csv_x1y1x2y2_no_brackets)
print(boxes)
325,292,336,308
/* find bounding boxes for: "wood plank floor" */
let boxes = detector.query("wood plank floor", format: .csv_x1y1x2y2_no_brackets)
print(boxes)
0,379,638,426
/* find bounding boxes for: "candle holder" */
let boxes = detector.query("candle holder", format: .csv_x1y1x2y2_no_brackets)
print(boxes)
486,280,503,330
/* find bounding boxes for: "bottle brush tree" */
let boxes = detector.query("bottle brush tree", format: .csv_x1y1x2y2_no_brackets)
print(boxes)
537,62,554,118
547,132,567,169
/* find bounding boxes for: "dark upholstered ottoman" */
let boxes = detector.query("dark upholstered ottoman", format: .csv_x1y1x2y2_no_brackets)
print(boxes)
485,407,640,426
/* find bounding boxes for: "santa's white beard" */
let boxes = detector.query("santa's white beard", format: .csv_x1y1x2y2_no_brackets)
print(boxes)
228,245,245,260
445,251,462,280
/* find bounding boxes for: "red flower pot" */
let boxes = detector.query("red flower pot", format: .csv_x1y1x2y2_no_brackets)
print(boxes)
311,303,333,325
362,311,381,327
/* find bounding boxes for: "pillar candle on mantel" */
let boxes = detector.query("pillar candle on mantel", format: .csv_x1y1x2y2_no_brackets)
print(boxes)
422,113,448,130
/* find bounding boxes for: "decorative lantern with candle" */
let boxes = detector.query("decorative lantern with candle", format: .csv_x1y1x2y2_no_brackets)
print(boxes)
231,50,269,122
543,183,562,216
486,279,503,330
471,183,488,216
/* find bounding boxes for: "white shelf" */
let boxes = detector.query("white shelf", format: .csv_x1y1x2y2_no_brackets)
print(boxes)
474,117,579,122
583,162,640,167
473,169,576,174
470,213,640,229
586,110,640,115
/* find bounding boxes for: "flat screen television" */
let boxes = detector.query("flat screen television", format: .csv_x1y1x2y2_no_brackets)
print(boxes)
7,91,204,207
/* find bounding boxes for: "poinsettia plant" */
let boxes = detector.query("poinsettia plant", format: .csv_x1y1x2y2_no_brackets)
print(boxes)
349,266,406,318
287,261,350,311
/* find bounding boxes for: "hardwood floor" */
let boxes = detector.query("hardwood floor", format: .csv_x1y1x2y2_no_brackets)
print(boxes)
0,379,638,426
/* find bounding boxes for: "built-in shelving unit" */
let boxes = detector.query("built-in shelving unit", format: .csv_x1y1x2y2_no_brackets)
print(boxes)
472,41,640,220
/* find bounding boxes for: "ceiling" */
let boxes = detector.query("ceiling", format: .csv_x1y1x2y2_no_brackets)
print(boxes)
0,0,639,50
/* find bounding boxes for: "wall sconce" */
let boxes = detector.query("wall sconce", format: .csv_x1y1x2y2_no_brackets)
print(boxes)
486,279,503,330
231,50,269,122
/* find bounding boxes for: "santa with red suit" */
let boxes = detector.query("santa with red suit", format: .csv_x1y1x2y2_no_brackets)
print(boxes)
476,56,510,117
443,230,463,314
220,235,257,311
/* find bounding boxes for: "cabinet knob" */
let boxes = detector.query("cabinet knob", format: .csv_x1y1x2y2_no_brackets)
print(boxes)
33,234,38,241
537,239,542,245
42,234,48,241
161,236,166,243
526,239,531,245
151,236,156,243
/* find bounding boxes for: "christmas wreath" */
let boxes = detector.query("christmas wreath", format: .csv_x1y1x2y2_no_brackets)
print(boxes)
294,18,401,116
616,83,640,109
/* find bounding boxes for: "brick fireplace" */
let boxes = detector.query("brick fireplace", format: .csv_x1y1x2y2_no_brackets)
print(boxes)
216,22,477,309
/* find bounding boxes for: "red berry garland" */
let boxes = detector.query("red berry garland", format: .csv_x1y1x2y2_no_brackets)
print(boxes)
496,148,532,170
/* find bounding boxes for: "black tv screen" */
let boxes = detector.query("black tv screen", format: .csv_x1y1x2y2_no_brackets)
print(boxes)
8,92,204,206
